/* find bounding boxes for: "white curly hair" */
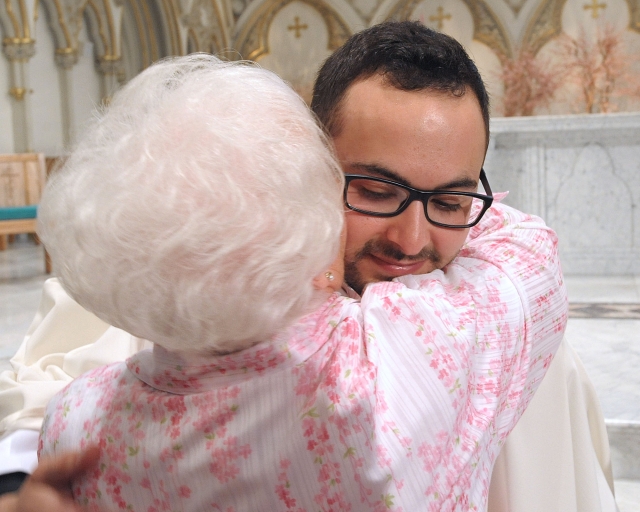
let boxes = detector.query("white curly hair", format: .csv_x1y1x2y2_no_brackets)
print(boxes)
37,54,344,354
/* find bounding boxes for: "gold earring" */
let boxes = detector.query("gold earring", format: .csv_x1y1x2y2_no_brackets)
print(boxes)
325,271,334,281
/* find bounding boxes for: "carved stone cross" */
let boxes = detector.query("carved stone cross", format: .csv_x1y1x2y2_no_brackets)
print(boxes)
288,16,308,38
429,6,452,30
583,0,607,18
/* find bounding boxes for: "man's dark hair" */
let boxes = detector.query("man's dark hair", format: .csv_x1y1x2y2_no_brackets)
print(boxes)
311,21,490,147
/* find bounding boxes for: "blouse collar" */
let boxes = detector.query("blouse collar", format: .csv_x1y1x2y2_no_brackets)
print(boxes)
126,293,353,394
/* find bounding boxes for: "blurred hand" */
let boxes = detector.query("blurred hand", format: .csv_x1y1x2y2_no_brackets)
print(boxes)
0,446,100,512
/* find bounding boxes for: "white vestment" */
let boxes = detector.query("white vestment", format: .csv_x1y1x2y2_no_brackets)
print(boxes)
487,340,618,512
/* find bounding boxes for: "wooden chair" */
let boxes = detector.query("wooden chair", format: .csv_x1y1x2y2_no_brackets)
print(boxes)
0,153,51,273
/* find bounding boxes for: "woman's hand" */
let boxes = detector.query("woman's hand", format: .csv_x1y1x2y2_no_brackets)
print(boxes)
0,446,100,512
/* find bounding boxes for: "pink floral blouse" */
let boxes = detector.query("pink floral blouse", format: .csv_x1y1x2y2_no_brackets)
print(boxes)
39,201,567,512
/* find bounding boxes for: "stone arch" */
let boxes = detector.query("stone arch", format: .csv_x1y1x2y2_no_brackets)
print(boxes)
150,0,182,55
118,0,184,81
233,0,352,61
36,0,82,50
523,0,640,54
631,0,640,32
186,27,198,52
180,0,228,56
377,0,512,58
83,0,118,58
30,0,118,60
121,0,153,70
0,0,32,40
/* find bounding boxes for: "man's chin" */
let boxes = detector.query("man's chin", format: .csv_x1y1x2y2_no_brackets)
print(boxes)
345,256,452,295
345,264,401,296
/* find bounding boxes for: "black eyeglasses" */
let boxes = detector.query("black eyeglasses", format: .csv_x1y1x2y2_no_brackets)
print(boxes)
344,169,493,228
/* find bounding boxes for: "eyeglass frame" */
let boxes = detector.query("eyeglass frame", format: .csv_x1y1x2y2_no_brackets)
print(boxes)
343,169,494,229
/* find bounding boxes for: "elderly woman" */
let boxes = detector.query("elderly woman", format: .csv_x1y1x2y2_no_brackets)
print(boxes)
4,55,565,511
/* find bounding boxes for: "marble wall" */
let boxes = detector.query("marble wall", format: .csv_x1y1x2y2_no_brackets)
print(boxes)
484,112,640,274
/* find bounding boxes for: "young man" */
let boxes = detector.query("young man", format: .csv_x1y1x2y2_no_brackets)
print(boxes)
310,21,616,512
0,21,614,512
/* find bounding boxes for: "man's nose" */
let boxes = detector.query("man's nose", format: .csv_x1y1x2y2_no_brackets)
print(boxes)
385,200,431,256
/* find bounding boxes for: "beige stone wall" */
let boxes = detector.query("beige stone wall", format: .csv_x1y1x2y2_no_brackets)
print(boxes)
1,0,639,154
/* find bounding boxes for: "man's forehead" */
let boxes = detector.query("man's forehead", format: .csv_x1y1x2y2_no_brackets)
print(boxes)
333,77,487,191
338,76,486,143
341,75,474,113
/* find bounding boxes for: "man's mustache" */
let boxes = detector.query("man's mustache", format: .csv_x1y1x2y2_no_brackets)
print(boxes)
354,239,441,264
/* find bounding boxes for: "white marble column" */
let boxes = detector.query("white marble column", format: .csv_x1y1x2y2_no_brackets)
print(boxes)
97,56,123,105
54,48,79,148
2,39,36,152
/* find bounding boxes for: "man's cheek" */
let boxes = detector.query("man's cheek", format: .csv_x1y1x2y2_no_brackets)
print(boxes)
344,214,381,253
343,256,369,295
343,234,369,270
405,259,435,276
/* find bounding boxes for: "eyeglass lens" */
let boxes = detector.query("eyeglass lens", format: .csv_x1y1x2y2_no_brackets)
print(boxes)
346,178,486,227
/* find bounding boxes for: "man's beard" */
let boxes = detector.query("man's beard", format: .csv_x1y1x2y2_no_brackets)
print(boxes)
344,239,442,295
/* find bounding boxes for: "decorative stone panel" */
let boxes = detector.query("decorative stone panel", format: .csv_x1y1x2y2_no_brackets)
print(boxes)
485,113,640,274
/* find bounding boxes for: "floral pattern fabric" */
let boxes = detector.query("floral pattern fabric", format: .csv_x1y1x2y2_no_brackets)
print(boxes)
39,201,567,512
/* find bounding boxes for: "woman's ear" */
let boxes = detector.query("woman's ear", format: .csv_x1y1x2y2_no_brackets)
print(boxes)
313,221,346,293
312,269,342,293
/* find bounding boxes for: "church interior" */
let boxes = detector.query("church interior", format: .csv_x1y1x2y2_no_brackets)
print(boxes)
2,0,640,507
2,0,640,155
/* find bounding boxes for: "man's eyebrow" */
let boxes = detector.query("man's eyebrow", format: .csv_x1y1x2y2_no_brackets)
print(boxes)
348,163,478,191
